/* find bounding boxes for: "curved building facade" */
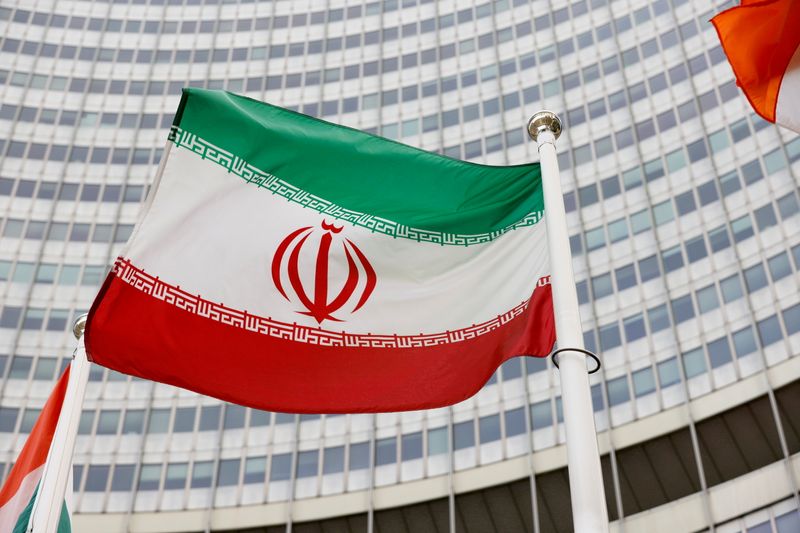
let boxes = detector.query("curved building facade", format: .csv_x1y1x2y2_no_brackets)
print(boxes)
1,0,799,531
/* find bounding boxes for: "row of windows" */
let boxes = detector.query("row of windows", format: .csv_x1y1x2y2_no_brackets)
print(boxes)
0,64,745,174
579,236,800,310
0,217,134,244
0,0,672,41
588,305,799,411
571,169,798,260
584,257,800,357
0,178,150,203
0,6,719,123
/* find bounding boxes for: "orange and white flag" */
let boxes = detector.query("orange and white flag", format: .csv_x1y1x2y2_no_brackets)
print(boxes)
712,0,800,133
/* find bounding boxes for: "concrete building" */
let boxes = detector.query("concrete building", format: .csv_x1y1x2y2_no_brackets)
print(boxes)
1,0,799,531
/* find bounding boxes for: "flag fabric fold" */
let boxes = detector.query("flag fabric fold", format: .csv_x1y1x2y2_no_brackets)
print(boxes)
711,0,800,133
86,89,555,413
0,367,72,533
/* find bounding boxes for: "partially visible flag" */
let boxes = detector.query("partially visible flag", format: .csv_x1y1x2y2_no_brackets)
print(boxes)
711,0,800,133
0,367,72,533
86,88,556,414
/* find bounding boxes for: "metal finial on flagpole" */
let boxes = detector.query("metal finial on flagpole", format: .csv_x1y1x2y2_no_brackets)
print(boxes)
527,112,609,532
73,313,88,339
527,111,562,142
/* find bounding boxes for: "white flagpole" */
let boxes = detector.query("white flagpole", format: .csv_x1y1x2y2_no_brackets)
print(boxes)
27,314,91,533
528,112,610,532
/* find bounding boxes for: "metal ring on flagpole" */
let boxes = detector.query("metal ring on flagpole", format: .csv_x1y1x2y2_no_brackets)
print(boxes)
551,348,601,374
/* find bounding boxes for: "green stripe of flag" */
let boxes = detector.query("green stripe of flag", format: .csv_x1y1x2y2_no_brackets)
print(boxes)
172,89,544,238
13,484,71,533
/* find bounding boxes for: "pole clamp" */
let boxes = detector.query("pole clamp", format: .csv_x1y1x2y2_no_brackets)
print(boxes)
551,347,601,374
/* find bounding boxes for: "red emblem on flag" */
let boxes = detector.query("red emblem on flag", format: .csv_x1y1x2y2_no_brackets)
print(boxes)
271,221,377,324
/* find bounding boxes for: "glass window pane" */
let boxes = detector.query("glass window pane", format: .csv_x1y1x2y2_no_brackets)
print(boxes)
478,414,501,443
427,427,448,455
401,432,423,461
657,358,681,387
682,348,707,378
453,421,475,450
297,450,319,476
322,446,345,474
270,453,292,480
632,367,656,396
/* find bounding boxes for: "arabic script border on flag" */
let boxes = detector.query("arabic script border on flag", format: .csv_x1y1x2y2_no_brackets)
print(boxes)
113,257,551,349
168,126,544,246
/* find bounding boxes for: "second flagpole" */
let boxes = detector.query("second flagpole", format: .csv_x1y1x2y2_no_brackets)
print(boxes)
27,315,91,533
528,112,610,532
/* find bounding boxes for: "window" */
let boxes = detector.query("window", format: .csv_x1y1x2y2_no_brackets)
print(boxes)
479,414,501,443
244,457,266,484
578,184,599,206
630,209,651,233
191,461,213,488
428,427,448,455
375,438,397,466
731,215,754,242
783,304,800,336
453,421,474,450
586,227,605,251
657,358,681,387
615,264,637,291
530,401,553,429
675,190,696,215
401,433,423,461
607,376,630,406
777,192,800,219
639,255,661,282
623,313,646,342
270,453,292,480
708,225,731,252
138,464,161,491
732,326,757,357
707,337,732,368
501,358,522,380
632,367,656,396
165,463,188,490
720,274,744,302
598,322,621,350
719,171,741,196
223,404,245,430
754,204,778,231
297,450,319,476
682,348,706,378
323,446,345,474
504,408,526,437
648,304,670,332
671,295,695,323
696,284,720,313
591,273,613,299
96,410,119,435
199,405,220,431
757,315,782,346
111,465,135,491
147,409,170,433
685,236,708,262
122,410,144,434
661,245,684,273
608,219,628,242
744,263,768,292
85,465,110,491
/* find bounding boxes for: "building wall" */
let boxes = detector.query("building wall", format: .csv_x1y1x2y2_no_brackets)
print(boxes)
0,0,799,531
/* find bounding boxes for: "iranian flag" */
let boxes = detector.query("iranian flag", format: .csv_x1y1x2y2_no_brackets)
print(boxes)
86,89,555,413
0,367,71,532
712,0,800,133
